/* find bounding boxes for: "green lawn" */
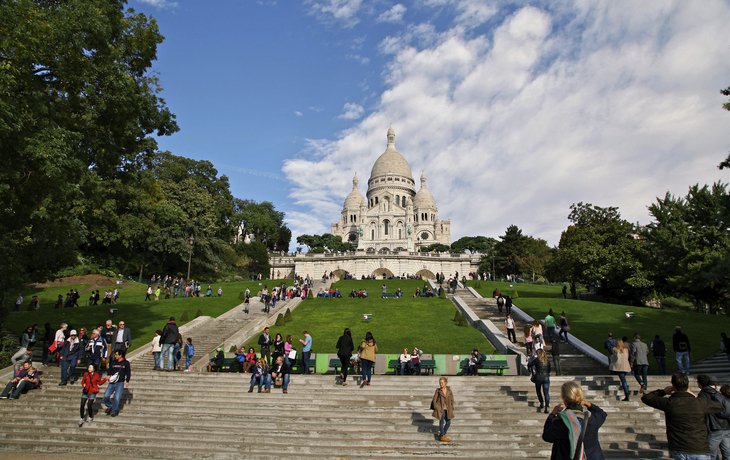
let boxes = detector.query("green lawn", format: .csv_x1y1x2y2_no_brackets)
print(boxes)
5,279,290,353
513,297,729,375
331,279,435,297
244,296,495,355
473,280,576,299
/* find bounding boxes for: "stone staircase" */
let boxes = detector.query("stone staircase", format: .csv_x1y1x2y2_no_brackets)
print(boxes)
447,287,608,376
691,351,730,378
0,371,673,459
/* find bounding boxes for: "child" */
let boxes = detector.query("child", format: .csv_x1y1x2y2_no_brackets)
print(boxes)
79,364,107,427
184,338,194,372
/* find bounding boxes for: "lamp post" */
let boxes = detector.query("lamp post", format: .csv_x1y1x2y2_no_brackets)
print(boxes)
187,235,194,280
491,242,495,282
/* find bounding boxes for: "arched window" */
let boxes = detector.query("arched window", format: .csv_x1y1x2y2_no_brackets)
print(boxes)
375,197,379,204
383,219,390,236
398,228,402,239
371,229,375,240
395,195,400,207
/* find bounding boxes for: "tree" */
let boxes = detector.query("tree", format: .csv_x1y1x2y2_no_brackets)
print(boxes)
545,203,651,301
419,243,451,253
232,199,289,250
451,236,493,254
494,225,529,276
644,183,730,313
0,0,178,325
296,234,353,252
236,241,271,278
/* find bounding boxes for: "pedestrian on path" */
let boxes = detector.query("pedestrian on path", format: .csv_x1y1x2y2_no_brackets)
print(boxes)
505,314,516,343
432,376,455,442
359,332,377,386
630,333,650,393
79,364,107,427
336,328,354,385
673,326,692,375
651,335,667,376
610,339,631,401
104,350,131,417
604,333,616,366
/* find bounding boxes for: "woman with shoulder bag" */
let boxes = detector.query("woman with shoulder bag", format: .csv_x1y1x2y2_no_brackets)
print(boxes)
79,364,107,427
542,381,606,460
431,377,455,442
559,312,570,343
529,349,551,413
335,328,354,386
359,332,377,387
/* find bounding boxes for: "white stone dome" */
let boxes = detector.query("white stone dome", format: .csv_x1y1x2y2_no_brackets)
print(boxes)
369,127,414,181
415,171,436,208
344,174,366,209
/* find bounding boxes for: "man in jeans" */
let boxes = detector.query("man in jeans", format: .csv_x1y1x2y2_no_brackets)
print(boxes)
696,374,730,460
160,317,178,371
642,372,724,460
651,335,668,376
673,326,692,375
104,350,131,417
298,331,312,374
630,333,650,393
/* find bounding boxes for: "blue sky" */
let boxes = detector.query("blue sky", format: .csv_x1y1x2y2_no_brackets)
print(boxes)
134,0,730,249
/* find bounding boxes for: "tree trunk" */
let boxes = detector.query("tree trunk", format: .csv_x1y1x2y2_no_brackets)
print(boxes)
570,282,578,300
138,251,145,283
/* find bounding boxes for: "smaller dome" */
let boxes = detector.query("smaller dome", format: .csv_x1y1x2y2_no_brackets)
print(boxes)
344,174,367,209
415,171,436,208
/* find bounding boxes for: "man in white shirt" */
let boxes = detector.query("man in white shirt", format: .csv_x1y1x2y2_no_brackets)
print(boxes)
505,314,516,343
14,294,23,312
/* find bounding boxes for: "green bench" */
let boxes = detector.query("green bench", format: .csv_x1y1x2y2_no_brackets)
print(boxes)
382,292,396,298
290,357,316,374
460,356,509,376
210,357,237,372
387,359,436,375
329,358,360,374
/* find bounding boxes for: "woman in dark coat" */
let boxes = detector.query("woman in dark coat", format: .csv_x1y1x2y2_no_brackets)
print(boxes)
271,333,285,364
431,376,455,442
542,381,606,460
335,328,354,386
529,349,551,413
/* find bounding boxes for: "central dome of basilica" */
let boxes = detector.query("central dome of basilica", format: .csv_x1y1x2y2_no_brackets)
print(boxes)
369,125,414,182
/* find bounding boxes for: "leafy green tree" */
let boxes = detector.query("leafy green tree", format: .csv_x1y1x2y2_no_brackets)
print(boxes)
644,183,730,313
545,203,651,301
451,236,494,254
419,243,451,252
236,241,271,278
296,234,353,252
0,0,177,325
494,225,529,276
232,199,289,250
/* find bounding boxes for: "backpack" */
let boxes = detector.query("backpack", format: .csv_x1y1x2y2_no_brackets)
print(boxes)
477,353,486,364
652,339,666,356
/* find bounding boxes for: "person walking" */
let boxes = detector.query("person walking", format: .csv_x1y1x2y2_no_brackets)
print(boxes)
78,364,107,427
497,295,504,314
145,285,152,301
59,330,83,386
299,331,312,374
630,333,650,393
335,328,354,386
183,338,194,372
558,312,570,343
504,295,513,315
642,372,724,460
112,321,131,356
696,374,730,460
610,339,631,401
99,320,116,369
542,381,607,460
673,326,692,375
160,317,178,371
359,332,377,387
86,329,107,368
545,310,556,342
103,350,131,417
505,314,516,343
651,335,668,376
432,376,455,442
151,330,162,370
604,333,616,366
530,349,551,413
551,339,562,376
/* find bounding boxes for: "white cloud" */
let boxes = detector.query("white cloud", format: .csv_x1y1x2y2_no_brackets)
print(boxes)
378,4,407,23
305,0,363,27
347,54,371,65
285,0,729,246
136,0,178,9
339,102,365,119
294,111,303,117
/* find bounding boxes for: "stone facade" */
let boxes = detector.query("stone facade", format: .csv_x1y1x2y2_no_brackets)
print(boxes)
330,126,451,252
270,252,480,280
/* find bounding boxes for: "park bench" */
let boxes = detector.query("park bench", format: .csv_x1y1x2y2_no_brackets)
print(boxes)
387,359,436,375
329,358,361,375
209,357,237,372
382,292,397,298
290,357,316,374
460,356,509,376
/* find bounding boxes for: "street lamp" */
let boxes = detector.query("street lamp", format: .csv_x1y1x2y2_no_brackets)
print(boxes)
491,242,495,282
187,235,195,280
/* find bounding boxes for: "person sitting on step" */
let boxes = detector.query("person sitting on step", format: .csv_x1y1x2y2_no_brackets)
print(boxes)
248,358,268,393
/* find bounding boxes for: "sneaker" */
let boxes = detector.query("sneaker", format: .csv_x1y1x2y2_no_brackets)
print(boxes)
0,396,7,400
78,418,84,427
86,417,93,423
544,408,549,414
360,382,366,388
366,382,371,386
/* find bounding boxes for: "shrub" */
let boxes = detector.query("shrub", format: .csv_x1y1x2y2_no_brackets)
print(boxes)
180,310,189,322
194,309,203,318
307,289,313,299
439,289,446,299
275,313,286,326
238,292,247,301
474,282,482,289
509,290,519,299
229,345,237,353
284,308,292,322
453,310,461,322
233,275,243,281
0,335,15,369
457,314,469,327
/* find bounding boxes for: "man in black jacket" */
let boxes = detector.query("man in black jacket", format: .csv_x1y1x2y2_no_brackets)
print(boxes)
673,326,692,375
258,327,272,366
642,372,724,459
697,374,730,460
651,335,667,376
160,317,179,371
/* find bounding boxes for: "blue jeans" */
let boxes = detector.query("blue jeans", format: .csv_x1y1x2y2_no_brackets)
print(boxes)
439,410,451,436
103,381,124,414
708,429,730,460
301,351,311,374
265,373,290,390
400,361,411,375
546,327,556,341
655,356,667,375
615,371,629,396
185,355,192,369
672,453,710,460
250,375,264,388
173,344,180,367
1,380,31,398
534,377,550,407
153,352,161,369
676,351,690,374
161,343,174,370
362,359,374,383
61,359,77,384
633,364,648,388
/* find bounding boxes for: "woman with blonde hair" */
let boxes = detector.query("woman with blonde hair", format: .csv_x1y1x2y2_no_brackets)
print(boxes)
609,339,631,401
532,320,544,344
542,381,607,460
529,348,551,413
431,376,455,442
